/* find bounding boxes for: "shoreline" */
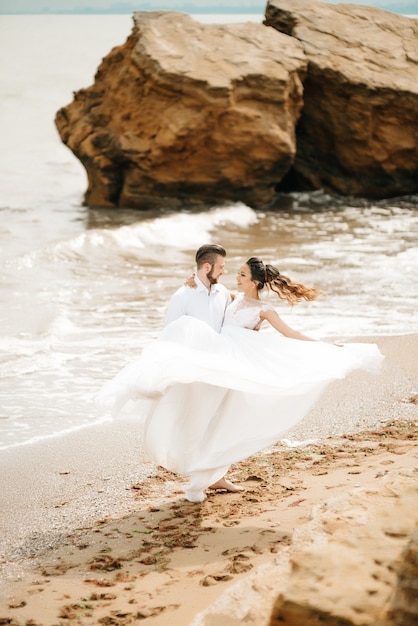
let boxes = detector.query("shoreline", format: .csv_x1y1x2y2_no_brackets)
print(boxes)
0,334,417,623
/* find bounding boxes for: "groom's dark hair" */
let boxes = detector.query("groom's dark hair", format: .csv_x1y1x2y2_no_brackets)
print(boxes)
195,244,227,269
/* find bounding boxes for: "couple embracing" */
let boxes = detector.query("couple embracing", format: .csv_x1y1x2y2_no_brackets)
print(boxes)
98,244,383,503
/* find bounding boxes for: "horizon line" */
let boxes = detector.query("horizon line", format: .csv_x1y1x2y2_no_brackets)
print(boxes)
1,9,414,15
0,9,266,15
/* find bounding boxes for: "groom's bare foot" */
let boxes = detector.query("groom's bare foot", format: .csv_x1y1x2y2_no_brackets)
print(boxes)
208,477,245,493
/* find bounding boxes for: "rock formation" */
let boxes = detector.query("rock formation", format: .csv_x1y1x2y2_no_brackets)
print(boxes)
55,2,418,208
265,0,418,198
55,11,306,209
389,530,418,626
189,472,418,626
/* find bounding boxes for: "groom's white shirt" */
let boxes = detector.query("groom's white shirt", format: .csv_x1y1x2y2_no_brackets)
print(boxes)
164,276,231,333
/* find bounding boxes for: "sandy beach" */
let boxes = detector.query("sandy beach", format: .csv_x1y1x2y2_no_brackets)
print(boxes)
0,334,417,624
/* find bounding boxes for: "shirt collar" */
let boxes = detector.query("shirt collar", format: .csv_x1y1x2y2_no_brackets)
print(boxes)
195,275,222,294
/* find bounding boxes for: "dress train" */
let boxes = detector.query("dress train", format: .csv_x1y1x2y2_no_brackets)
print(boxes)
97,314,383,502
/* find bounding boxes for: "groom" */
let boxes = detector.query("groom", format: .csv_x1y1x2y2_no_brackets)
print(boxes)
164,243,231,332
163,243,243,496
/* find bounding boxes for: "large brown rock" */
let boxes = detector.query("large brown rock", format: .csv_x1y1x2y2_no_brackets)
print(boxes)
55,11,306,209
189,472,418,626
389,530,418,626
268,480,418,626
265,0,418,198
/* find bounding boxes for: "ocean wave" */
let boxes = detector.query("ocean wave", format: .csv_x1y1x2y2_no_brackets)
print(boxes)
61,202,258,260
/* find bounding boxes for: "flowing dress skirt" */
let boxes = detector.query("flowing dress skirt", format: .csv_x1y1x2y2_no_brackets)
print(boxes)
97,316,383,502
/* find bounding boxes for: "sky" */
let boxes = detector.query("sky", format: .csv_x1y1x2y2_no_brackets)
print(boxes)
0,0,416,13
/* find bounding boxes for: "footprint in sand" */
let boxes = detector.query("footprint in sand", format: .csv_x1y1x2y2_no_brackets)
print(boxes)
201,574,234,586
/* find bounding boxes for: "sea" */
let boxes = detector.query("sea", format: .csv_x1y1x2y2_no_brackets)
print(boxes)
0,13,417,453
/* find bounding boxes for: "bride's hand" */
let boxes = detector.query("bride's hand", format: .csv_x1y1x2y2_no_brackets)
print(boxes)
185,273,197,288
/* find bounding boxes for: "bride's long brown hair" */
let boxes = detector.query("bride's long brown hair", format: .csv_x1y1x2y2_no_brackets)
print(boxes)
246,257,322,305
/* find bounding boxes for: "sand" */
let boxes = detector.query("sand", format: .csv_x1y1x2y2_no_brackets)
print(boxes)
0,335,417,624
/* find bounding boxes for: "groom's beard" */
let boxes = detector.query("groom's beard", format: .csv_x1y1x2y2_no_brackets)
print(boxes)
207,268,218,285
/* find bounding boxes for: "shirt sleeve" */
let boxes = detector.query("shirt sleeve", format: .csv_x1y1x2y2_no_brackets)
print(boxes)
164,288,187,326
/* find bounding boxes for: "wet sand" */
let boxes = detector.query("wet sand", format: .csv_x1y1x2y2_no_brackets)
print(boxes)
0,335,417,624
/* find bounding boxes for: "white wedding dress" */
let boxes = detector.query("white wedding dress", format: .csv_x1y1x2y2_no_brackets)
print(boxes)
97,294,383,502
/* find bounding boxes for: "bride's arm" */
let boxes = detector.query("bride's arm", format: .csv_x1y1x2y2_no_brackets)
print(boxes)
260,309,316,341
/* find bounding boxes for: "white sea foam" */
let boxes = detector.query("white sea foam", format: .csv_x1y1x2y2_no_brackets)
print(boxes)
62,203,258,259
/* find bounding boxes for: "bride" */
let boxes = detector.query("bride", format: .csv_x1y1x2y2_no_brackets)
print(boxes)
97,256,383,503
